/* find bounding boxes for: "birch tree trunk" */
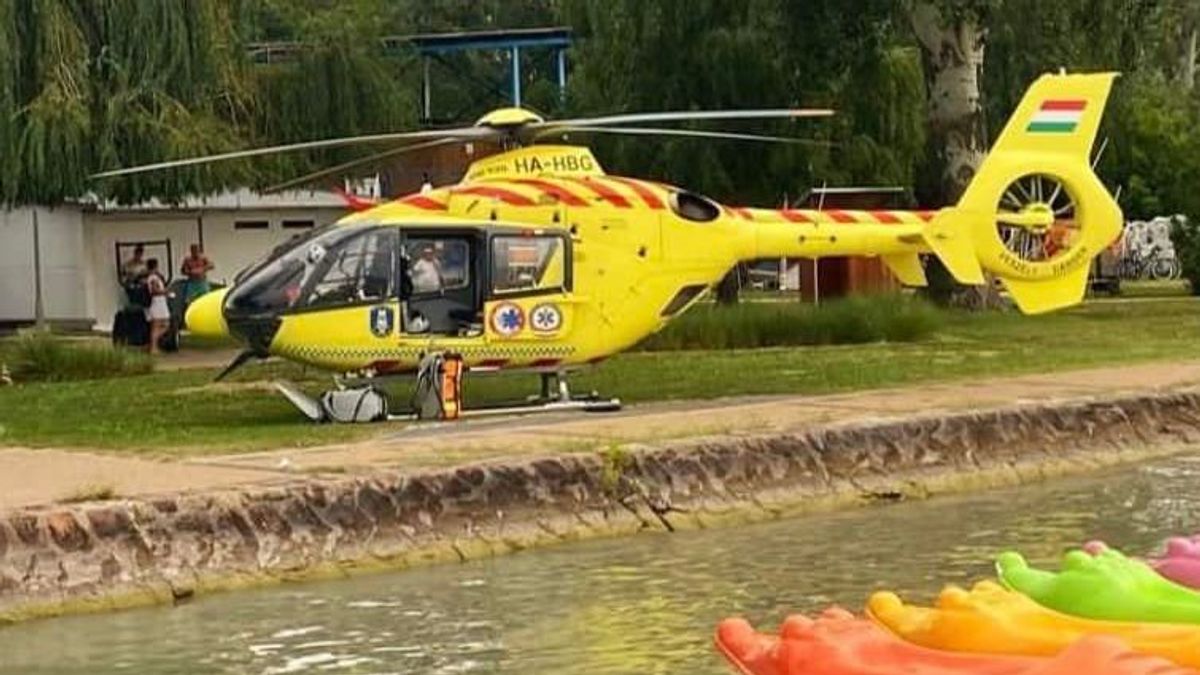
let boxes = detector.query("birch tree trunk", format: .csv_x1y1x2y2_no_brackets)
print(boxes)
910,1,1007,310
910,1,987,203
1181,25,1197,91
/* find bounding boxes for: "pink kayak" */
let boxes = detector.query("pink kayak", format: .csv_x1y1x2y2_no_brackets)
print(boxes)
1151,538,1200,590
1085,538,1200,590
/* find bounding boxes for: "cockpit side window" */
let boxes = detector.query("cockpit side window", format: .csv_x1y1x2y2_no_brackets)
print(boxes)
669,191,721,222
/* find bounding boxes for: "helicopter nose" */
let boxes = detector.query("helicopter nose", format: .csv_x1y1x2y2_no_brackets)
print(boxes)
185,287,230,338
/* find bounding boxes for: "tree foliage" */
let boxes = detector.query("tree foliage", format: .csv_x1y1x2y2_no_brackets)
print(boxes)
0,0,1196,231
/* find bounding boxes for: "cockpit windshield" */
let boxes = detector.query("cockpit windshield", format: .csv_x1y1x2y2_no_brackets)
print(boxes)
226,224,397,316
233,222,337,285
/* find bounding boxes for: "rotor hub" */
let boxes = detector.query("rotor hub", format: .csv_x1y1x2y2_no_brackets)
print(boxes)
474,107,546,128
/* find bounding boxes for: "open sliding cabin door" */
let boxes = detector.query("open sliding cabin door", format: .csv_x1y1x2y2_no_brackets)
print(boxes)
399,229,486,338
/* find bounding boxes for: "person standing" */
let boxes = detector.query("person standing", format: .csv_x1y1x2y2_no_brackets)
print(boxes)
181,243,214,307
121,244,148,285
144,258,170,355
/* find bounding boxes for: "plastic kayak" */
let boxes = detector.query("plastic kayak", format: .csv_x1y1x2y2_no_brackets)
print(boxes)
1085,538,1200,591
996,548,1200,623
1148,539,1200,591
714,607,1194,675
866,580,1200,667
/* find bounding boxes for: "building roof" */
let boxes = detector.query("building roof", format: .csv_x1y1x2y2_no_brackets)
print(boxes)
248,26,573,63
403,27,572,54
80,188,348,213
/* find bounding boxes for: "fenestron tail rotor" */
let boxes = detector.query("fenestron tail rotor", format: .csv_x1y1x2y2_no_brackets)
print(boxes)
995,174,1080,264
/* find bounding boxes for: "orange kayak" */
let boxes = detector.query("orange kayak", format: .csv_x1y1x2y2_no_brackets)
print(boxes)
866,580,1200,668
714,606,1195,675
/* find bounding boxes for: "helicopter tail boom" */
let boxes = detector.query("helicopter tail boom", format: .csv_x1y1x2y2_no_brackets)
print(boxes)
921,71,1123,313
745,72,1121,315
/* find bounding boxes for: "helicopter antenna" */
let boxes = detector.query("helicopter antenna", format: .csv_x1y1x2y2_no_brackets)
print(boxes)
1091,135,1110,169
817,179,828,211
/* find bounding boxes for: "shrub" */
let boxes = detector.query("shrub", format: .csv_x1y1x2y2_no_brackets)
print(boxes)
1170,216,1200,296
5,331,153,382
636,293,943,351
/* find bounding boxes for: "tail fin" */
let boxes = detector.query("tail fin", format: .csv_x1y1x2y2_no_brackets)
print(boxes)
923,72,1123,314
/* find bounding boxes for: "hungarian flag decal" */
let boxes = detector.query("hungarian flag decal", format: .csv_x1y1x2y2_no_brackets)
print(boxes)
1027,100,1087,133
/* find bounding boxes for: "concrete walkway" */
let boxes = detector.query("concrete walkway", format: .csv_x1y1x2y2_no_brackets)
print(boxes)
6,360,1200,510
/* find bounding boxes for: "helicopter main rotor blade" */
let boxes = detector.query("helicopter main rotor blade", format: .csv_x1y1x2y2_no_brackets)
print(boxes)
90,126,499,179
536,108,835,132
261,137,465,194
536,125,834,146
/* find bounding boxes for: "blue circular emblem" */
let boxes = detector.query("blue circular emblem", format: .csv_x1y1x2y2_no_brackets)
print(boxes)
369,306,394,337
530,303,563,333
489,302,525,337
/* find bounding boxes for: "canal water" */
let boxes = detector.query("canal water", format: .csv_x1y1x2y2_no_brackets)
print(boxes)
5,454,1200,674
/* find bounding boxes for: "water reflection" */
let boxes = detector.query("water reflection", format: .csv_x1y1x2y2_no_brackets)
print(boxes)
3,455,1200,674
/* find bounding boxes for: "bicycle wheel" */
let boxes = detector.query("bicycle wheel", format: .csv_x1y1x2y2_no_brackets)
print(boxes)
1150,258,1180,281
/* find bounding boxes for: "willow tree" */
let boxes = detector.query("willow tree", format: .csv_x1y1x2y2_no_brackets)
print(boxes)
0,0,428,206
0,1,262,206
0,0,22,204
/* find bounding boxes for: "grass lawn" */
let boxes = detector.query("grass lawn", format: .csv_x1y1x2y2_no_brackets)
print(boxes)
1,297,1199,455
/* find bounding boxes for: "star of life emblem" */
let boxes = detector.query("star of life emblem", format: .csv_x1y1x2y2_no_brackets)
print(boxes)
490,302,525,336
530,303,563,333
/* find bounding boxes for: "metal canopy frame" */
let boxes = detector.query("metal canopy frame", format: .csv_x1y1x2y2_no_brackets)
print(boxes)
406,27,572,119
247,27,573,123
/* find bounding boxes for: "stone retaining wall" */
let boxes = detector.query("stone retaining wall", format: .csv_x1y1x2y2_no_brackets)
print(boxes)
4,389,1200,623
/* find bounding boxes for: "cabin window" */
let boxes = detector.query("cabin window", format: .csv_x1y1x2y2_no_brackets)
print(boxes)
234,220,270,230
300,227,397,308
402,238,471,294
491,235,567,295
661,284,708,317
669,191,721,222
282,219,315,230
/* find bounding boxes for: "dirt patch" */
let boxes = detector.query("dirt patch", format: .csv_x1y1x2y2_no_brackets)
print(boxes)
171,381,279,396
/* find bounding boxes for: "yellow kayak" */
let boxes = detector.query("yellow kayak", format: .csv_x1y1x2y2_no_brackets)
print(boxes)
866,580,1200,668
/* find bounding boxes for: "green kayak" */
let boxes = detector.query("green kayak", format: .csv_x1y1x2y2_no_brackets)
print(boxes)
996,547,1200,624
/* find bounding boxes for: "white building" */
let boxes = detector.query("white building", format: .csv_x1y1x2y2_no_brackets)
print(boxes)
0,189,349,330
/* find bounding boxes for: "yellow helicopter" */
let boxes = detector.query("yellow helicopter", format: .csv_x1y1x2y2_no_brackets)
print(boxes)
94,71,1122,423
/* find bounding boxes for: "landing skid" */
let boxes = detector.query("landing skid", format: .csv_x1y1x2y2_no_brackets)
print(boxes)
388,396,622,422
274,370,620,424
